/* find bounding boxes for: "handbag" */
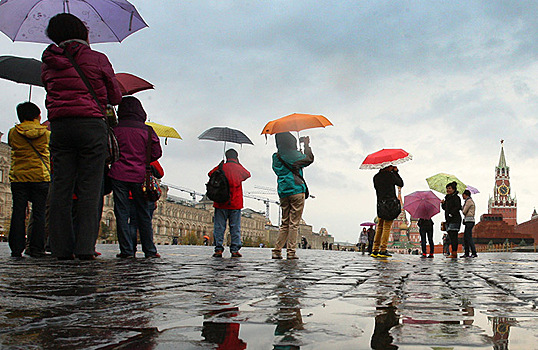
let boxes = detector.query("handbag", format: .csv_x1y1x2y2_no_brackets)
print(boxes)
377,198,401,220
440,222,447,231
64,48,120,164
141,126,161,202
276,153,310,199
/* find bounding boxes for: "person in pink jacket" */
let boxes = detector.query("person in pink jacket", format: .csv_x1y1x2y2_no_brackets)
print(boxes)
41,13,122,260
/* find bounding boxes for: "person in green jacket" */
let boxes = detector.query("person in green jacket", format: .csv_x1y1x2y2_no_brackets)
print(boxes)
7,102,51,258
271,132,314,259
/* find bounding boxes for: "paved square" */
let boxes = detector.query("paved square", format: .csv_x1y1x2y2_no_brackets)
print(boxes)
1,244,537,349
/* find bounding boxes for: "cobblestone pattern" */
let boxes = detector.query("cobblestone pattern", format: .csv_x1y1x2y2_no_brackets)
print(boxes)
1,244,537,349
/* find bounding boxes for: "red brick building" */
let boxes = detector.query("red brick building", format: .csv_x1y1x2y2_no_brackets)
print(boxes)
488,141,517,226
515,209,538,243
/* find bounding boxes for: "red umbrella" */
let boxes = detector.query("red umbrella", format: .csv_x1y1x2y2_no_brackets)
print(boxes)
116,73,154,96
403,190,441,219
359,148,412,170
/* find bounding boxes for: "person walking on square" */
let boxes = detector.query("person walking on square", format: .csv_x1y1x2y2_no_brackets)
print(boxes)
441,182,462,259
417,218,434,258
371,166,404,258
272,132,314,260
41,13,122,260
208,149,251,258
108,97,162,259
359,227,368,254
7,102,51,258
461,189,478,258
367,226,376,254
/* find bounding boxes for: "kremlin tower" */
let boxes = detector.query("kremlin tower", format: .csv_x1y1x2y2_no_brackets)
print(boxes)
488,140,517,226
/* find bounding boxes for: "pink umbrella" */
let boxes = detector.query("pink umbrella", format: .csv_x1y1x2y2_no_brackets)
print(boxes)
360,222,376,227
466,185,480,194
403,190,441,220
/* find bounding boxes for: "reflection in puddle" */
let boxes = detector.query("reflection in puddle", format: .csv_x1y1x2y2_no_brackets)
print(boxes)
371,303,399,350
489,316,514,350
201,307,246,349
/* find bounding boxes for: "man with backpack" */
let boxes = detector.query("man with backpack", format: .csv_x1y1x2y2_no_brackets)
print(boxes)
207,149,251,258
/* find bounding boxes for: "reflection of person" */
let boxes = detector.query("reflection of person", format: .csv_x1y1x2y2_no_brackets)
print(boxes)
359,228,368,254
417,218,434,258
109,97,162,259
42,13,122,259
367,226,376,254
8,102,51,258
209,149,251,258
441,182,462,259
202,308,247,350
371,303,399,350
371,165,404,258
461,190,478,258
272,132,314,260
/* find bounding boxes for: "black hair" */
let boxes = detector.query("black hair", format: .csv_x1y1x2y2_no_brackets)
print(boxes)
225,149,238,160
463,190,471,196
16,102,40,122
446,181,457,191
46,13,88,45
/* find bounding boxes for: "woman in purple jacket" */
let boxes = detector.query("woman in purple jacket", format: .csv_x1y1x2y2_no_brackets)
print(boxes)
108,97,162,258
41,14,122,260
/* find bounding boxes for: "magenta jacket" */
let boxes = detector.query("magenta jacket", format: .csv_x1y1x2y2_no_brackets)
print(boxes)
41,40,122,120
108,97,162,183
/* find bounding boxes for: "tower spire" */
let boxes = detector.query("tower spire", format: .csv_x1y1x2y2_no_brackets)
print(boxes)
498,139,507,168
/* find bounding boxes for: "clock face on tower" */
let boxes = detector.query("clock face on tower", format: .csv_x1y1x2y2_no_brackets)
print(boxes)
498,184,509,195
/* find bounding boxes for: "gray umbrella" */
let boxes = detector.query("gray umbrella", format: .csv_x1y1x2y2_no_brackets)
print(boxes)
0,55,43,100
0,55,43,86
198,127,254,145
198,127,254,157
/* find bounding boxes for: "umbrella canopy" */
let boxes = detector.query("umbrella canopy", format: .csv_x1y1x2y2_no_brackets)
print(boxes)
466,185,480,194
403,190,441,220
0,55,43,86
359,148,413,170
360,222,376,227
426,173,466,194
0,0,147,44
198,127,254,145
146,122,181,144
116,73,153,96
261,113,333,135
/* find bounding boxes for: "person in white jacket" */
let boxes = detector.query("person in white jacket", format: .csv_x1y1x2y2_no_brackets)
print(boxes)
461,190,478,258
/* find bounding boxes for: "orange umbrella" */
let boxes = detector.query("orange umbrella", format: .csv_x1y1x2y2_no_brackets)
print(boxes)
261,113,333,135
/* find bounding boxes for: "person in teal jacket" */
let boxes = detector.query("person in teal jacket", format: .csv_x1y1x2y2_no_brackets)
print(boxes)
271,132,314,259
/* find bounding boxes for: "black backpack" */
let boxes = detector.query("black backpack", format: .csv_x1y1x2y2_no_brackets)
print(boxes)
206,163,230,203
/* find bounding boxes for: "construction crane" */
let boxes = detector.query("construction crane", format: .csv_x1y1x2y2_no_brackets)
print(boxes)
244,192,279,220
162,182,204,202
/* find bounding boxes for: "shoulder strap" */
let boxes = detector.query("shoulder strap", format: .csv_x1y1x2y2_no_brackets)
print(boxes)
146,126,152,168
276,153,309,198
20,134,51,175
63,48,109,124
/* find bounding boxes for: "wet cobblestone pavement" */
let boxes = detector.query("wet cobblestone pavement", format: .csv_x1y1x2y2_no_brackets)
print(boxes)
1,244,538,349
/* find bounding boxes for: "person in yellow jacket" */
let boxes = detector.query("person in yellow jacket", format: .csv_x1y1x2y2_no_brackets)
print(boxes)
7,102,51,258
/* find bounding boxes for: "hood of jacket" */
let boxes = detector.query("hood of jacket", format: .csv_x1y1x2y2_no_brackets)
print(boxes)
117,96,147,122
14,120,49,139
275,132,298,155
42,40,86,71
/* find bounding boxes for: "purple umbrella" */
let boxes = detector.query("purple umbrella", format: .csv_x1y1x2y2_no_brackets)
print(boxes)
360,222,376,227
403,190,441,220
0,0,147,44
466,185,480,194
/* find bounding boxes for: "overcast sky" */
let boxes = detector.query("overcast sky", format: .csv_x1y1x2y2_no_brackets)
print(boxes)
1,0,537,244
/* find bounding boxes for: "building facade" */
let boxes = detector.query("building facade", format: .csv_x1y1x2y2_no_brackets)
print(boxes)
488,141,517,226
0,140,12,241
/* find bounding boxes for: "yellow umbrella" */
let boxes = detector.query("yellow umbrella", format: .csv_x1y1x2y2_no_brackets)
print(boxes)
146,122,181,144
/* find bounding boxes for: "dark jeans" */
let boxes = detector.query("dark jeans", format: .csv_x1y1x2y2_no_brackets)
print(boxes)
463,221,477,255
213,208,242,253
112,179,157,257
48,117,107,257
9,182,49,256
448,230,459,253
128,199,156,253
419,227,434,255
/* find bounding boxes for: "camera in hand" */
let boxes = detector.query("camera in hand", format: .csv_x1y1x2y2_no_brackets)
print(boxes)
299,136,306,143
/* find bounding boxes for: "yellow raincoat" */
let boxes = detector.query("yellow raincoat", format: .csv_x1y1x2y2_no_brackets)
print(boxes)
8,120,51,183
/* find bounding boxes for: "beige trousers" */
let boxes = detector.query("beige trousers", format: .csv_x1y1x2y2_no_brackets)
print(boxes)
372,218,393,252
273,193,305,253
